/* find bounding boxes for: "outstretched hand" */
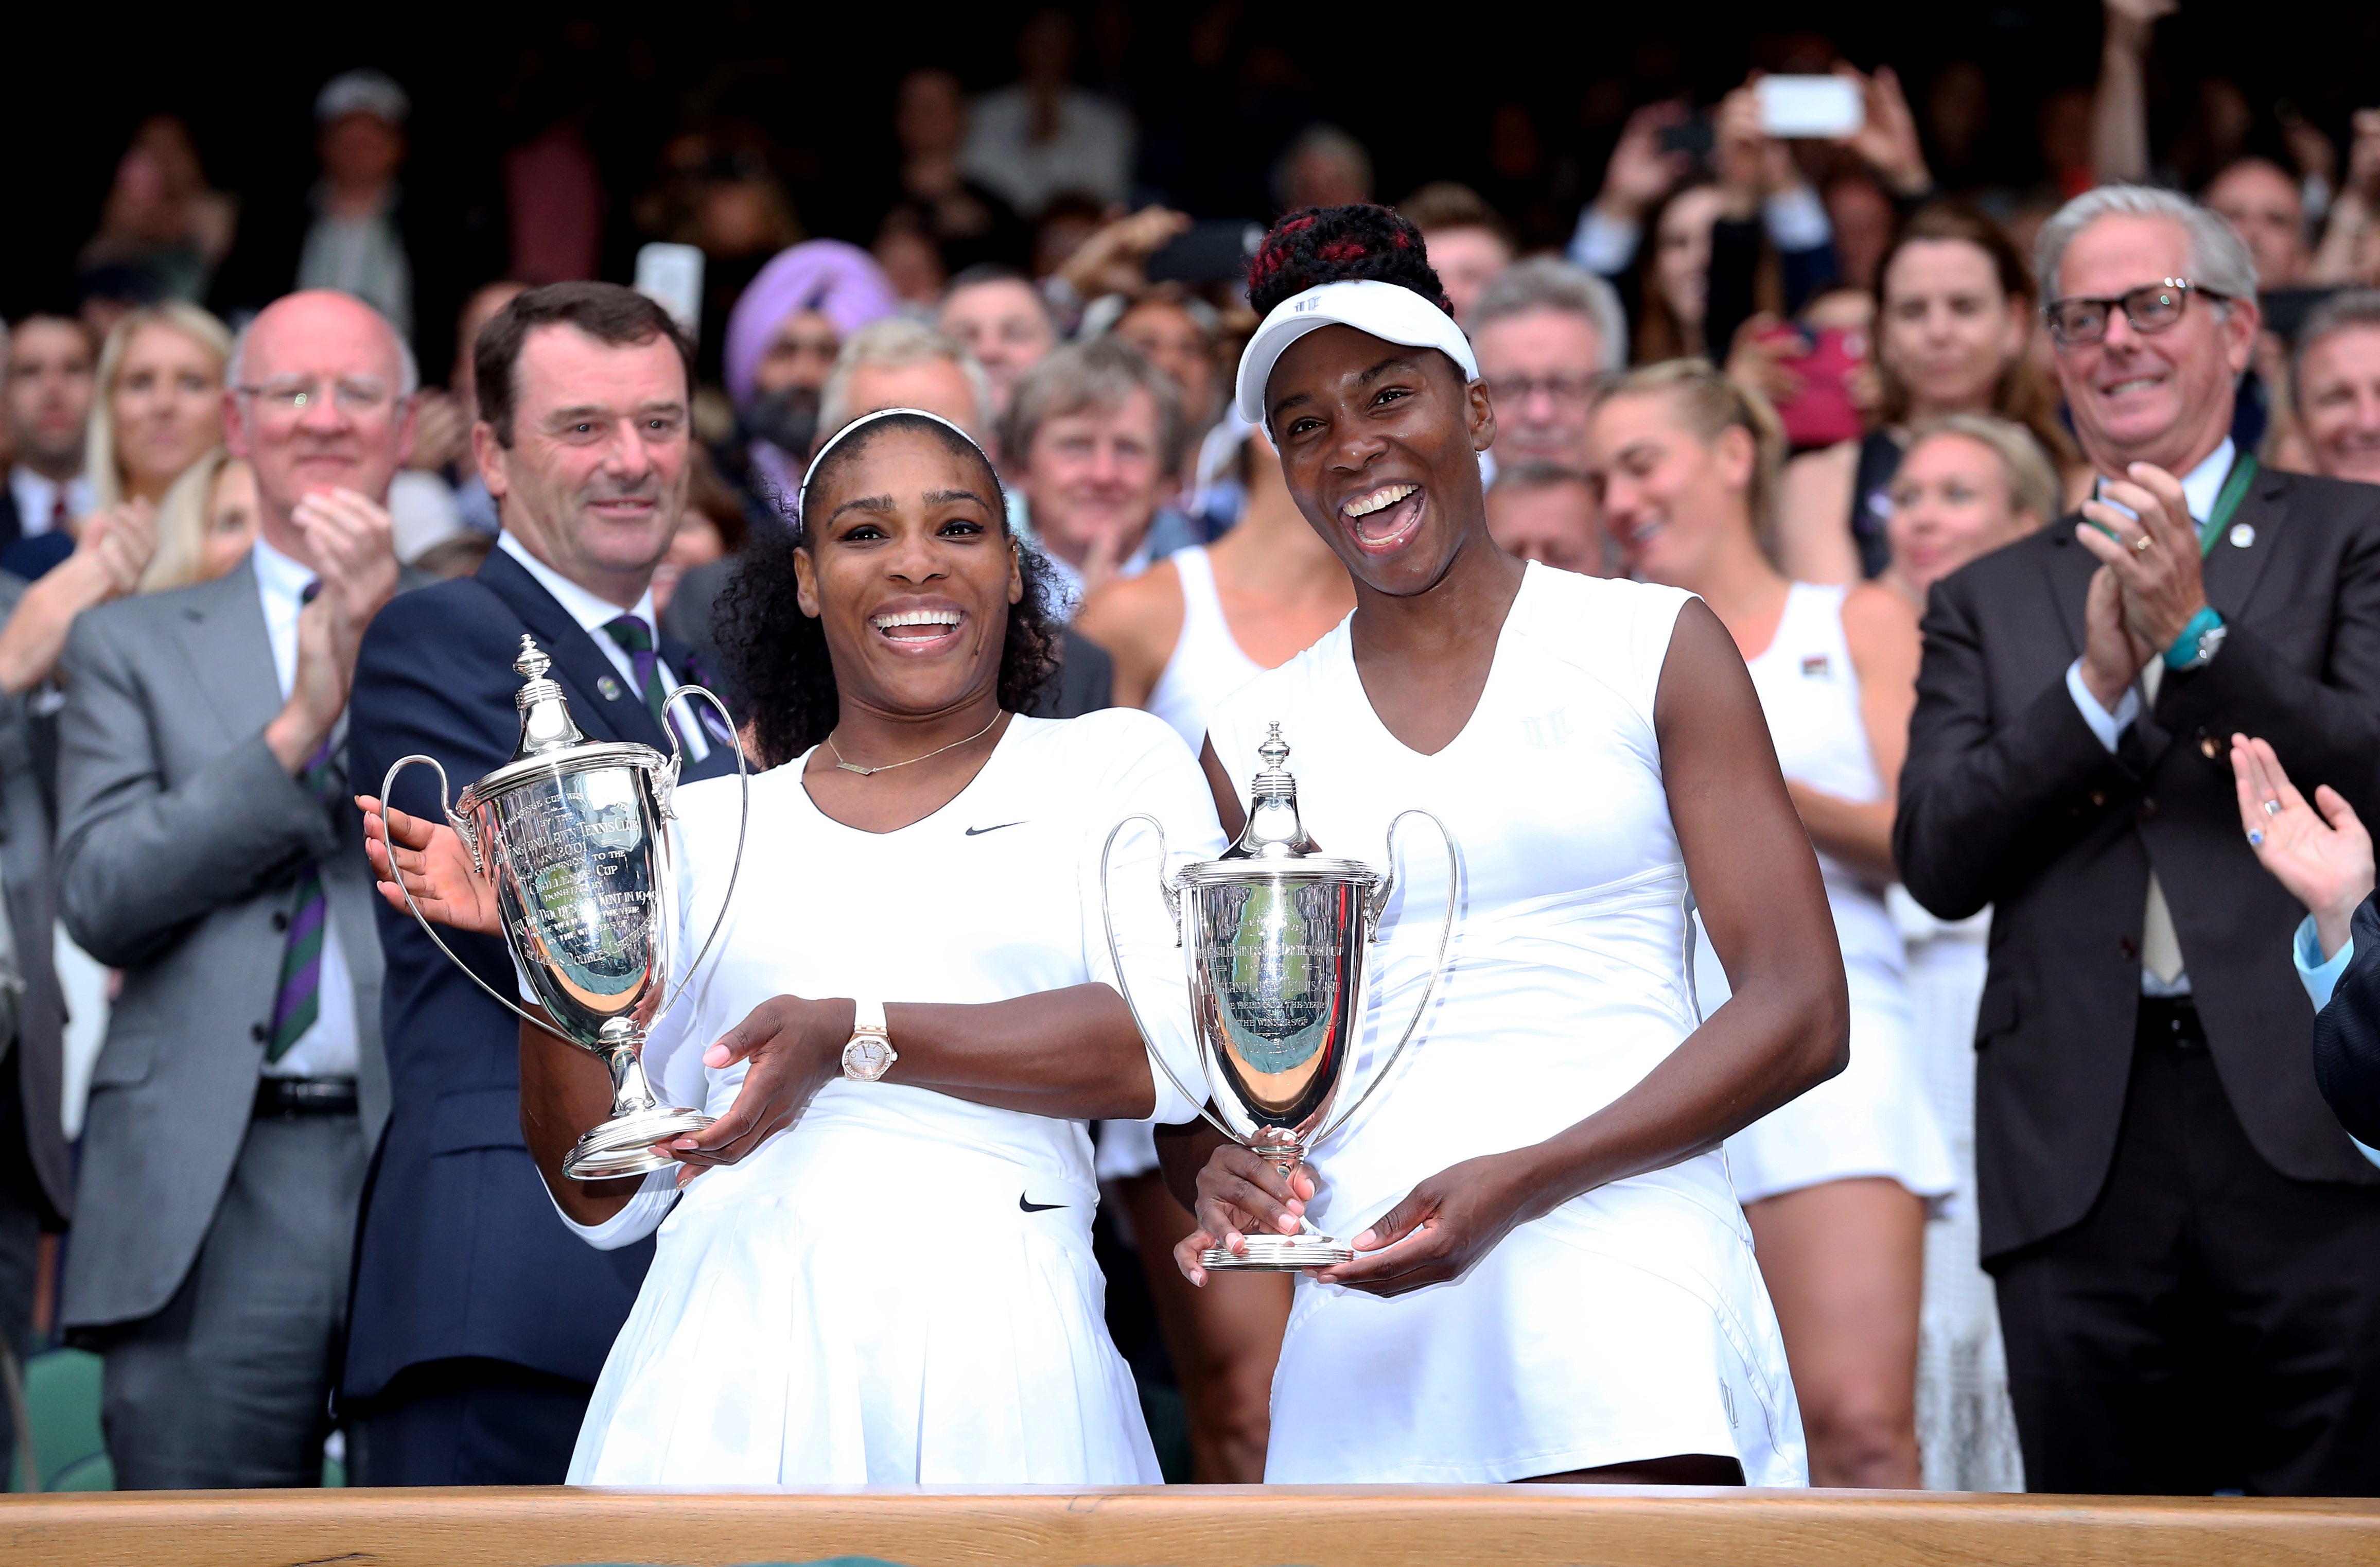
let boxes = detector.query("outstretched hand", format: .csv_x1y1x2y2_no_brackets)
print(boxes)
661,995,852,1169
2230,736,2374,962
358,793,501,935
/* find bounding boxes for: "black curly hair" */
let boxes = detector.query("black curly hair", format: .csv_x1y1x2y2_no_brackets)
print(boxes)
1245,204,1454,319
718,412,1060,768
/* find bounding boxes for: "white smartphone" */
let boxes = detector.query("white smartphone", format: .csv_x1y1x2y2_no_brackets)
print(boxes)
634,243,706,340
1758,75,1864,139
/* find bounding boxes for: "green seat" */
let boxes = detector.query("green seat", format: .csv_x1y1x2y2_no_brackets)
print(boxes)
18,1348,111,1492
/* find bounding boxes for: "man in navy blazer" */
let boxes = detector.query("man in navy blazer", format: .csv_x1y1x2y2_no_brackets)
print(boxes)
342,284,739,1484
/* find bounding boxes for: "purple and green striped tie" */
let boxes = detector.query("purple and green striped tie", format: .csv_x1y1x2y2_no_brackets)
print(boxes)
603,614,682,745
266,582,338,1062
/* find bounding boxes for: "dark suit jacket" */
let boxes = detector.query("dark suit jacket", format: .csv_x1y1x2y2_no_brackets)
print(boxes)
660,553,1114,719
0,576,69,1222
1897,463,2380,1263
2315,895,2380,1145
341,547,739,1404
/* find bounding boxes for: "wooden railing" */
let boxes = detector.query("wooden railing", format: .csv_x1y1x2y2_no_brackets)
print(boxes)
7,1485,2380,1567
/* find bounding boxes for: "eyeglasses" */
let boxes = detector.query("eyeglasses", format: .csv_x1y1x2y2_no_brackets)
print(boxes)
2042,279,2226,349
1487,373,1600,408
234,377,399,419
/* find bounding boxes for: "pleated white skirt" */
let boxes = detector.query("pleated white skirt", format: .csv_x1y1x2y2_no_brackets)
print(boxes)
568,1125,1161,1486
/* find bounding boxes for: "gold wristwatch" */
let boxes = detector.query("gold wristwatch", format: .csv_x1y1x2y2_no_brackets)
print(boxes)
839,999,896,1082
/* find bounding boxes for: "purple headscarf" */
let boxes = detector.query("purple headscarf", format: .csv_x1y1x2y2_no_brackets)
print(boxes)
723,239,900,410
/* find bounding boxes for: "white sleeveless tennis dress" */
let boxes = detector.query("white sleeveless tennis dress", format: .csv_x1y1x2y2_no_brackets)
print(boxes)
1145,546,1266,753
1204,562,1806,1485
553,710,1224,1485
1098,546,1271,1184
1701,582,1955,1206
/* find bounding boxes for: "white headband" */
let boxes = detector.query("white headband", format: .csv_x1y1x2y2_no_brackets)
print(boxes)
794,406,1002,532
1233,279,1481,426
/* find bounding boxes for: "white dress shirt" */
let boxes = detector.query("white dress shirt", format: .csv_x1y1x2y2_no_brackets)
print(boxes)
2063,439,2236,997
496,532,710,761
8,466,93,538
250,536,361,1081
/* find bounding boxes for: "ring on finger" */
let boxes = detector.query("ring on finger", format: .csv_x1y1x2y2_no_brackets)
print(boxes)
2249,828,2266,848
2263,798,2284,818
2130,533,2154,554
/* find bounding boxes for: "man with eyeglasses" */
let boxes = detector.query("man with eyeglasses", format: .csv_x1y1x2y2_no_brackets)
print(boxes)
52,289,409,1487
1471,258,1628,485
1897,185,2380,1496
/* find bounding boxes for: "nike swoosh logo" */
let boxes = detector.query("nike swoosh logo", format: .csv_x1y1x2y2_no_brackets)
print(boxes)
967,822,1027,836
1019,1193,1065,1212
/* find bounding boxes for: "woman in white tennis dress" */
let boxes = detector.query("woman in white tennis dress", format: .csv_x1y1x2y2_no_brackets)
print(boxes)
1591,360,1954,1490
365,409,1220,1486
1170,207,1847,1487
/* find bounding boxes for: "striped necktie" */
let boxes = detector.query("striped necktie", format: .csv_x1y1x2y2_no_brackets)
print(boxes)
603,614,678,741
266,582,338,1062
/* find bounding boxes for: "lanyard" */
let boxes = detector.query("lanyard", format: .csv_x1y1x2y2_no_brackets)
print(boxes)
2196,454,2259,557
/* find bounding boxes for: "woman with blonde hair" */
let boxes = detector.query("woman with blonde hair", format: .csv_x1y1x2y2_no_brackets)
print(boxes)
1586,358,1955,1489
145,447,260,595
7,304,231,586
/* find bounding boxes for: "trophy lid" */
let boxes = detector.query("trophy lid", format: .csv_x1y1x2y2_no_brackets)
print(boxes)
1183,723,1378,887
459,635,666,807
510,635,587,759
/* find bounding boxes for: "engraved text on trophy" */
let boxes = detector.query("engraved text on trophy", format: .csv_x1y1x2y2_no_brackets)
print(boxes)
487,765,667,1038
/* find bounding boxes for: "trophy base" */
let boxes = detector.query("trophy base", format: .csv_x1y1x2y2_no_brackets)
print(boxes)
563,1106,716,1181
1201,1233,1355,1271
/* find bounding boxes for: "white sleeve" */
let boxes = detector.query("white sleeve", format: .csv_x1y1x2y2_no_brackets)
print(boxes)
546,1166,680,1250
2064,658,2139,751
1081,718,1229,1127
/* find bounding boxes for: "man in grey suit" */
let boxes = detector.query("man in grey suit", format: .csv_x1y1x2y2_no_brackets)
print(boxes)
55,290,407,1488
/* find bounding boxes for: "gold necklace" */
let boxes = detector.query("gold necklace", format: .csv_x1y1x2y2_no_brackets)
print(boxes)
826,711,1004,776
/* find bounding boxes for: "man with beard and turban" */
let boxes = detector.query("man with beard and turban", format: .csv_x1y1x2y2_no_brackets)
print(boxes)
721,239,900,516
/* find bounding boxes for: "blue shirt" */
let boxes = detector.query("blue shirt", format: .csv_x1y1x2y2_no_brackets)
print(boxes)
2294,914,2380,1169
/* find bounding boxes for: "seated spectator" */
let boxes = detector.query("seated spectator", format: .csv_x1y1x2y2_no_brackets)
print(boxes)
938,264,1060,425
2,314,98,553
2206,156,2314,290
722,240,899,503
959,8,1134,218
1271,125,1373,212
1632,179,1728,361
1396,183,1514,326
77,115,237,307
147,449,259,595
2314,110,2380,286
1472,258,1629,476
2290,290,2380,484
1875,413,2058,607
10,304,230,583
880,67,1027,278
1776,204,2077,585
1485,463,1607,575
426,281,530,536
1001,337,1196,613
1110,289,1224,451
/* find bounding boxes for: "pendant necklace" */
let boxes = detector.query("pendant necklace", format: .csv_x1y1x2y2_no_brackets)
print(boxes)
827,712,1003,776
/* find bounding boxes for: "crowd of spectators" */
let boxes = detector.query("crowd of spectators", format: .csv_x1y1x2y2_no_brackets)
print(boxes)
1,0,2378,1500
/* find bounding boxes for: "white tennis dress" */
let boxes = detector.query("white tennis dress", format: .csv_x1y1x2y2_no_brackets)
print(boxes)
1703,582,1955,1206
1099,545,1270,1185
555,710,1223,1485
1204,562,1806,1485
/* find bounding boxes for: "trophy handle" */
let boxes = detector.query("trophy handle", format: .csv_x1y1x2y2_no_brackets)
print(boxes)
1099,814,1238,1145
377,755,575,1044
1317,809,1457,1147
652,686,750,1021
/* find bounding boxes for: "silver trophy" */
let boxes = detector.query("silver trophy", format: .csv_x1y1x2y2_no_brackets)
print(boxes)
1103,724,1455,1269
382,635,747,1179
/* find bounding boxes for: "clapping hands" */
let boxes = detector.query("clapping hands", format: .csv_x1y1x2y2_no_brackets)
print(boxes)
2231,737,2374,963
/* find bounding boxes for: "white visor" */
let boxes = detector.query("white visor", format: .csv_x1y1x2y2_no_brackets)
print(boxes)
1233,279,1480,427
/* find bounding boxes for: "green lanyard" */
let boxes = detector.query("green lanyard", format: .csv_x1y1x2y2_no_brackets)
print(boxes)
2196,453,2259,557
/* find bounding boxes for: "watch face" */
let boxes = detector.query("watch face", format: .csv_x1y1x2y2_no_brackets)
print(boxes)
844,1036,892,1080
